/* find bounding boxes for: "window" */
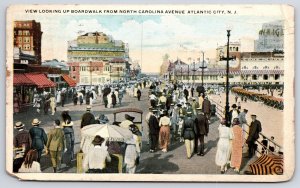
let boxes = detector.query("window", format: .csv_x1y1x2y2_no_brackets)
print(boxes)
72,66,76,71
252,75,258,80
23,37,30,43
23,30,30,36
263,66,269,69
274,66,280,69
263,75,269,80
18,30,22,35
236,47,239,51
23,44,30,50
253,66,258,69
242,66,248,69
73,76,76,80
18,37,22,43
275,74,280,80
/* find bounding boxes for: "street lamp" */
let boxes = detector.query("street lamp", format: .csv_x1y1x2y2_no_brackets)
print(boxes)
200,51,207,87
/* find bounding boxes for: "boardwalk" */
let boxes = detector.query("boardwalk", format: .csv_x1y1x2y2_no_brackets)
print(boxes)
13,88,256,174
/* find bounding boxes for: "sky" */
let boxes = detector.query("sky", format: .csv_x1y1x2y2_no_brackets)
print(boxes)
11,5,285,73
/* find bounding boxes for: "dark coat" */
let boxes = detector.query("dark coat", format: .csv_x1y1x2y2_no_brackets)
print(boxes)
183,89,189,97
148,115,160,135
29,126,48,150
14,130,32,153
81,112,95,128
181,117,197,140
247,120,262,143
137,90,141,97
195,114,209,135
202,99,211,114
111,93,117,105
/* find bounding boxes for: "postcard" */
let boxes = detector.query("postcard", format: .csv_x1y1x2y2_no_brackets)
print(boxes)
6,4,294,182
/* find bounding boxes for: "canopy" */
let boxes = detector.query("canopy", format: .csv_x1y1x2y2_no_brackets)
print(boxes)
62,74,77,87
13,73,34,86
25,73,56,88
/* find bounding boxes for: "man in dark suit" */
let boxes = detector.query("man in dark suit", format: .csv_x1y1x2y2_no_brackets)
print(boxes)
246,114,262,158
195,108,209,156
202,96,211,122
81,106,95,128
29,118,48,162
148,109,160,153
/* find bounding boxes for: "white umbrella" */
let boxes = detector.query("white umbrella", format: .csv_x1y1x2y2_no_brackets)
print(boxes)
81,124,133,142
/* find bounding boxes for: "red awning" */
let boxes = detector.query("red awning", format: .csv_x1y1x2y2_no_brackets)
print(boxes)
14,73,35,86
62,74,77,87
25,73,56,88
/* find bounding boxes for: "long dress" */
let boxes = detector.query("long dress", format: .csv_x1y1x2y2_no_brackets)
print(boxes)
215,124,233,167
231,125,243,169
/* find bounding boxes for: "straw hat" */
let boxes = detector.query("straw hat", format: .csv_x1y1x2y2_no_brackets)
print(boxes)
15,122,24,129
32,118,41,126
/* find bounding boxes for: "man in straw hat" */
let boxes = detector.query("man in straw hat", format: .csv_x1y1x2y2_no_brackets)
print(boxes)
81,106,96,129
46,119,65,172
83,135,111,173
13,122,32,172
195,108,209,156
29,118,47,162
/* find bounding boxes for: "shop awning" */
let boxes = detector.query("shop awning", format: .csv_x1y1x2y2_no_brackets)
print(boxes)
13,73,35,86
62,74,77,87
25,73,56,88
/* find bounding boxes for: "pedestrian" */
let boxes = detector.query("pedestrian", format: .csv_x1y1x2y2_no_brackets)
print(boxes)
137,89,141,101
215,118,233,174
229,104,240,123
18,149,41,173
231,118,243,173
120,114,135,129
181,111,197,159
90,90,94,106
44,94,50,115
13,93,20,113
81,106,96,129
60,91,65,107
29,118,47,163
195,108,209,156
46,119,65,173
158,93,167,109
245,114,262,158
111,92,117,108
50,94,56,115
191,87,194,97
148,109,160,152
159,110,171,152
183,88,189,101
85,91,90,105
202,96,211,122
118,89,123,105
145,107,153,145
13,122,32,172
62,117,75,167
56,90,61,105
73,92,78,105
170,104,179,141
191,97,199,116
83,135,111,173
235,95,238,103
149,92,157,108
124,125,142,173
103,93,108,108
78,91,84,105
238,109,248,145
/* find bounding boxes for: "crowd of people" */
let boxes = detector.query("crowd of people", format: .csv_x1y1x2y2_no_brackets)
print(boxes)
13,79,275,175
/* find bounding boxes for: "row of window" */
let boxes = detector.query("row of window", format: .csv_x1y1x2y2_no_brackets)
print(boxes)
17,37,31,43
242,58,283,61
71,66,123,72
80,77,107,83
242,66,281,70
18,44,31,50
173,74,281,81
16,30,31,36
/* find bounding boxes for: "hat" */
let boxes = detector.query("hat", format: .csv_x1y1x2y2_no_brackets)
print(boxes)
244,109,248,113
15,122,24,129
251,114,257,117
125,114,135,122
32,118,41,126
231,104,237,108
92,135,105,145
152,109,158,112
86,106,91,111
177,104,182,107
196,107,202,110
129,124,142,136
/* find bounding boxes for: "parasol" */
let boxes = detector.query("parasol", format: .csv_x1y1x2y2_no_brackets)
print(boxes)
248,154,283,175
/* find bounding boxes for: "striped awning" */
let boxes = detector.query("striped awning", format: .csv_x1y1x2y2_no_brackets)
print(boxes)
13,73,35,86
25,73,56,88
62,74,77,87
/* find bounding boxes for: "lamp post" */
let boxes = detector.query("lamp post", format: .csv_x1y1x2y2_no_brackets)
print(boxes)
225,30,231,127
200,51,207,87
180,65,183,83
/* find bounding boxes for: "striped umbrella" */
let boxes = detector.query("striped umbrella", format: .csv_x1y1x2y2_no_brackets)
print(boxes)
249,154,284,175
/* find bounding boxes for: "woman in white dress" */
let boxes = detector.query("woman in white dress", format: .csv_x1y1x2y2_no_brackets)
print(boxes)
215,118,233,174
